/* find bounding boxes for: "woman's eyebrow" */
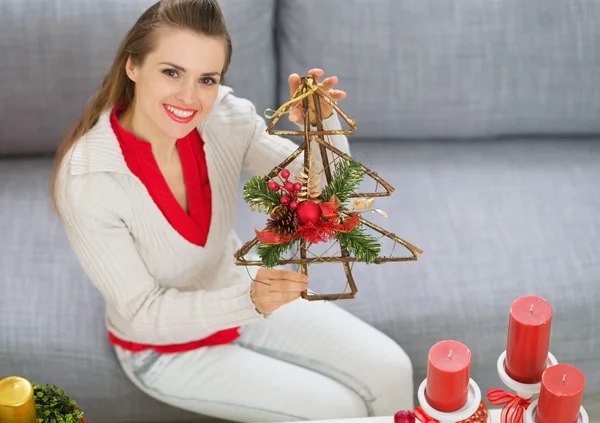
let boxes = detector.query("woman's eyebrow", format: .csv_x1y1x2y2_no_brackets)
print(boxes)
159,62,221,77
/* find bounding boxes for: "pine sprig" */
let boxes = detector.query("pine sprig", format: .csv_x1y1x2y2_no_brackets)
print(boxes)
257,239,297,268
33,383,84,423
319,157,365,205
243,176,281,214
335,226,380,264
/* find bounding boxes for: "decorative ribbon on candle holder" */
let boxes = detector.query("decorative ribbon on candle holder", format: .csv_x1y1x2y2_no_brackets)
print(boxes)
524,400,589,423
486,388,532,423
486,350,559,423
413,407,437,423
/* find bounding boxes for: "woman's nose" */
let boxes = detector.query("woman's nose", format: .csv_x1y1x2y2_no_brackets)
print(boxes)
175,83,196,105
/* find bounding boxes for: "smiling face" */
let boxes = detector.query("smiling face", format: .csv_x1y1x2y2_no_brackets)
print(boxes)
124,27,226,142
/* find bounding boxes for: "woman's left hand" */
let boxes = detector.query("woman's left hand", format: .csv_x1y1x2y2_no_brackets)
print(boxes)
287,68,347,125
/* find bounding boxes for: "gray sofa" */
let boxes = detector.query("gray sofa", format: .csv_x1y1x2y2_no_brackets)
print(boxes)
1,0,599,422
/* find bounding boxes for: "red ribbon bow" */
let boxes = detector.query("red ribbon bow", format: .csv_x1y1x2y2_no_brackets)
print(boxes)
487,388,532,423
412,406,438,423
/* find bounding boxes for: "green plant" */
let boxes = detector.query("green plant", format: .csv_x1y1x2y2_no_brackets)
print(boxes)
33,383,85,423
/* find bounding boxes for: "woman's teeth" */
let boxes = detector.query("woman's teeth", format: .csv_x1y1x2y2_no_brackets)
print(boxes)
165,105,194,118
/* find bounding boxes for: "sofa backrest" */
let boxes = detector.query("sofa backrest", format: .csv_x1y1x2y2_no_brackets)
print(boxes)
2,0,599,157
0,0,277,156
275,0,600,140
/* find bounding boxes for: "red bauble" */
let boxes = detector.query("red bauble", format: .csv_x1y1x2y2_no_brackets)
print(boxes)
296,201,321,225
280,169,290,179
280,195,290,205
394,411,415,423
268,180,280,191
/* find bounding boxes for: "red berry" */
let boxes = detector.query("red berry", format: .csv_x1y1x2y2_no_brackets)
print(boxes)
293,182,302,191
268,180,280,191
289,201,298,210
280,169,291,179
394,411,415,423
280,195,290,205
284,181,294,192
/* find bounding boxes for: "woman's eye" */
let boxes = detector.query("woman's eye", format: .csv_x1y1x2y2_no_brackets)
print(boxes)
200,77,216,85
162,69,179,78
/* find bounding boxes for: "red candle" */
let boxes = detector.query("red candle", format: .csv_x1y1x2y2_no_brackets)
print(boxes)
505,296,552,383
425,340,472,412
536,364,585,423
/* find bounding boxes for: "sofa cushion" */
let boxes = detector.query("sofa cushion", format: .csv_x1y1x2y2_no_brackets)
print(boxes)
0,0,276,156
276,0,600,139
236,137,600,398
1,138,599,422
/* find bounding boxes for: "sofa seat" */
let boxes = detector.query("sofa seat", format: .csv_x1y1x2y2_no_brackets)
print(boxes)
1,138,598,422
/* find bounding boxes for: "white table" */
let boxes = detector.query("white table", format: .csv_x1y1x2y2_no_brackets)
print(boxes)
279,409,501,423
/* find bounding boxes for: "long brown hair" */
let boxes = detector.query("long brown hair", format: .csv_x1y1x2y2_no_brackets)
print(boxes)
51,0,232,209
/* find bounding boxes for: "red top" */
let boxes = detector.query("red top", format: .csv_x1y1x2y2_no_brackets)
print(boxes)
107,106,240,353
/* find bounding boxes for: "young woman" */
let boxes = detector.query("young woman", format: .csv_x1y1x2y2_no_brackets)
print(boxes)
52,0,414,421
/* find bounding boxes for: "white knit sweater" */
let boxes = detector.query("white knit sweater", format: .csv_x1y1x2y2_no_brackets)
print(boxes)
56,85,350,345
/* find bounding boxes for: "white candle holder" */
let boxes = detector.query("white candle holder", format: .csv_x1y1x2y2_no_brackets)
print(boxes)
524,399,589,423
417,378,490,423
496,350,559,399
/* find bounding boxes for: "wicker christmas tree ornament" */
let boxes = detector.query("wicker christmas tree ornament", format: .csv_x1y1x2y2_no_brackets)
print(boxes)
235,75,423,301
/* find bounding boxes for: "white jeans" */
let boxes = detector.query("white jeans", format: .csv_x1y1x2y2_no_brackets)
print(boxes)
114,298,414,422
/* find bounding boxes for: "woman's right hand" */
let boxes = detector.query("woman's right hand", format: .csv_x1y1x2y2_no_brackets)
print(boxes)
250,268,309,314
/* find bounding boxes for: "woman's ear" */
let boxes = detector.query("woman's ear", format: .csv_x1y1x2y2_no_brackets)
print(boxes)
125,56,138,82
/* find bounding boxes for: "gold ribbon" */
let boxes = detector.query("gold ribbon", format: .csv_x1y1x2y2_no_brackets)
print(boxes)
264,78,319,120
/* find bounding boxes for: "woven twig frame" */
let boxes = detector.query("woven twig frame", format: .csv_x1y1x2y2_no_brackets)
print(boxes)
235,76,423,300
